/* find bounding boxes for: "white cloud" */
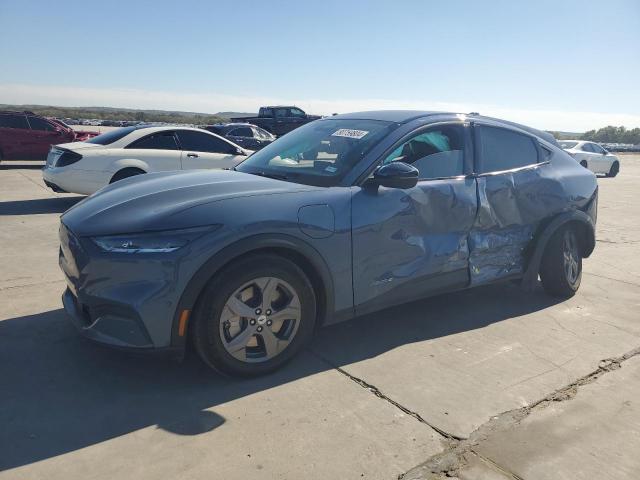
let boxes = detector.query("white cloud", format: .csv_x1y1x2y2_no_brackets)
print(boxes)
1,83,639,132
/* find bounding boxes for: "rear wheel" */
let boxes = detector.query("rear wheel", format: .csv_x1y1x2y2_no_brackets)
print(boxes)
606,161,619,178
193,254,317,376
110,167,145,183
540,225,582,298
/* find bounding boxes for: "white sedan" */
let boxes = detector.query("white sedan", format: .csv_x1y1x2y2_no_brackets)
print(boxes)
558,140,620,177
42,126,252,195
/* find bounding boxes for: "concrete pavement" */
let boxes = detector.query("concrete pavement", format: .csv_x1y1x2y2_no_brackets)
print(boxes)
0,156,638,479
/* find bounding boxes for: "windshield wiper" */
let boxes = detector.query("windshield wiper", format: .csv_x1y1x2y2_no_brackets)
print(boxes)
249,171,290,181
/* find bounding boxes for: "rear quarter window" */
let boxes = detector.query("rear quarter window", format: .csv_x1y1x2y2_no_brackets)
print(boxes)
27,116,56,131
478,126,540,173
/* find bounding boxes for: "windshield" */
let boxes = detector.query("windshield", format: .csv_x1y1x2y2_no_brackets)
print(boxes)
235,118,395,186
558,141,579,149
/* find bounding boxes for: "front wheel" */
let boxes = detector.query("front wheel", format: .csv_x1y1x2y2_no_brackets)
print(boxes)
607,161,619,178
192,254,317,376
540,225,582,298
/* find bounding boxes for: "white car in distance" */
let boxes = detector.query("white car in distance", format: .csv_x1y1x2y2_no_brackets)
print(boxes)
558,140,620,177
42,126,252,195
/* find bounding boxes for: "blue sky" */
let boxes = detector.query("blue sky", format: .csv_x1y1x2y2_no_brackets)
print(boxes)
1,0,638,130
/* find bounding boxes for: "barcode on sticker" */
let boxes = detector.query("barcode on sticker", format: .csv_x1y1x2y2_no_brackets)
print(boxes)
331,129,369,139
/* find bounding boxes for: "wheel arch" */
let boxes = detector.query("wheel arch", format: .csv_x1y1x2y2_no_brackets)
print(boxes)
169,234,335,356
110,158,149,174
521,209,596,291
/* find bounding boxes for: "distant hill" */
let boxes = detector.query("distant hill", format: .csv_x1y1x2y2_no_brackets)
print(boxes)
0,104,227,125
546,130,584,140
214,111,257,119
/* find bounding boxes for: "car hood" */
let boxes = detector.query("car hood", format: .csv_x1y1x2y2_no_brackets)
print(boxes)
62,169,320,236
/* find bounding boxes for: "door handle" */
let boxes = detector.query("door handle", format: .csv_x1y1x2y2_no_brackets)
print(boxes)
186,153,199,158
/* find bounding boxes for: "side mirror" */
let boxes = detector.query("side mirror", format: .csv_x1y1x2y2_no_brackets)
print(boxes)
369,162,419,189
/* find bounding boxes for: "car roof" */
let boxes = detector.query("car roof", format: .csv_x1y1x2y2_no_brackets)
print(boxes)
209,122,257,129
330,110,558,145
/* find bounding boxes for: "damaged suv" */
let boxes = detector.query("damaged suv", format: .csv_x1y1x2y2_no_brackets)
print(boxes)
59,111,598,376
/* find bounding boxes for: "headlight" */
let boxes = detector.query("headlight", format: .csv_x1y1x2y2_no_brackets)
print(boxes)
91,225,219,253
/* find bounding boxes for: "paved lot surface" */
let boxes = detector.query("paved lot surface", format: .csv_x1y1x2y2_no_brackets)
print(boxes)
1,156,639,479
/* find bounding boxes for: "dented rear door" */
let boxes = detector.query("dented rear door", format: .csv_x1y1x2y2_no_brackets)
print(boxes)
469,123,565,285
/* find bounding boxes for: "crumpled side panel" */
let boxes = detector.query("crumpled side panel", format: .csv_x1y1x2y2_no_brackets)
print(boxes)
470,167,567,285
351,178,477,309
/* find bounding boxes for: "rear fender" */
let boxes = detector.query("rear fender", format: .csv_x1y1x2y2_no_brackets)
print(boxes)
521,209,596,291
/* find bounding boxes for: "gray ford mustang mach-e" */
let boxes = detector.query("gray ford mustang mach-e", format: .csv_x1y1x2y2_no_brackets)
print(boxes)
59,111,598,376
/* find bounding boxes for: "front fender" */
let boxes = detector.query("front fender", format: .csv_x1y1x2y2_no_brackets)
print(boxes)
168,233,336,357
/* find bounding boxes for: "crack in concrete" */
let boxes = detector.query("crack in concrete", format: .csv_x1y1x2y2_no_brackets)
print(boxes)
585,272,640,288
0,279,65,292
400,345,640,479
309,350,464,442
596,239,640,245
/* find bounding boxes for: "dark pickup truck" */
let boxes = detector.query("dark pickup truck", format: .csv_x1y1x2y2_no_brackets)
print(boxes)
231,106,321,136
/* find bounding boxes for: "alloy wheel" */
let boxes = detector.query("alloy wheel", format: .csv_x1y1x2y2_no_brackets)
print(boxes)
219,277,301,363
563,230,580,285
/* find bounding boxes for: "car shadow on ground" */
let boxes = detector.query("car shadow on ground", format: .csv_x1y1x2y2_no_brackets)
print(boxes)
0,281,562,471
0,163,45,170
0,196,83,216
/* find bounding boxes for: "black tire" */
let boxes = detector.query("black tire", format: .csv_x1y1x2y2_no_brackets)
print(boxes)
579,160,588,169
110,167,145,183
539,225,582,298
192,254,317,377
607,161,619,178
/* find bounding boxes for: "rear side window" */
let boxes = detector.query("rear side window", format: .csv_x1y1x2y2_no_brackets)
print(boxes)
0,113,29,130
581,143,594,152
127,131,179,150
27,116,56,131
259,108,273,117
228,127,253,137
176,130,236,154
477,126,540,173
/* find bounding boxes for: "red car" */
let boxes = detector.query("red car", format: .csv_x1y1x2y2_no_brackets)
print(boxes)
0,110,98,161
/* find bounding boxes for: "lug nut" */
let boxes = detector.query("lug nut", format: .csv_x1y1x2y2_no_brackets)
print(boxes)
257,326,263,332
266,309,272,315
255,308,262,315
224,321,230,328
250,319,256,326
266,320,273,326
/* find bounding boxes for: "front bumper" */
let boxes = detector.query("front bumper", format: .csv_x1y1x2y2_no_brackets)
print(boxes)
62,287,154,349
58,223,191,350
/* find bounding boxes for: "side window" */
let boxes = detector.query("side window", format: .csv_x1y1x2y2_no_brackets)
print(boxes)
228,127,253,138
591,143,605,154
260,108,273,117
383,125,465,179
581,143,594,152
127,131,179,150
275,108,288,118
0,113,29,130
290,108,305,118
477,126,539,173
27,116,56,131
177,130,235,154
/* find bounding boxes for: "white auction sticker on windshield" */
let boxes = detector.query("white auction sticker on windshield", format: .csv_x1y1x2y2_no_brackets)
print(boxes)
331,129,369,139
